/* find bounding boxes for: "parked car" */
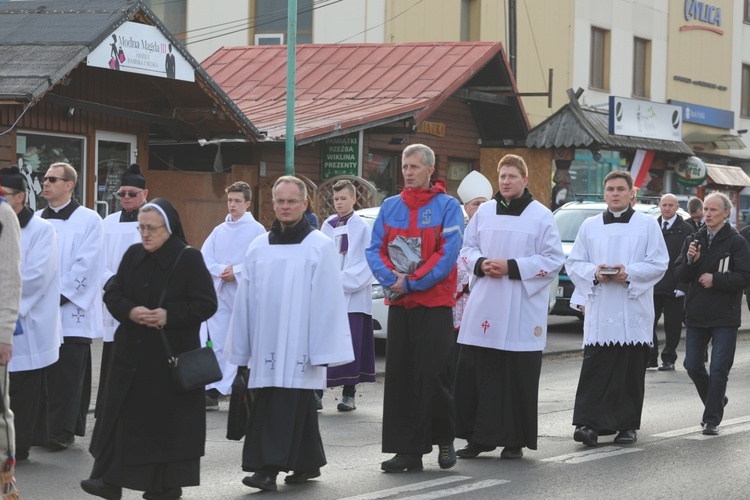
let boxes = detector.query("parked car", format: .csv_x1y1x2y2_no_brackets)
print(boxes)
550,201,691,318
357,206,557,339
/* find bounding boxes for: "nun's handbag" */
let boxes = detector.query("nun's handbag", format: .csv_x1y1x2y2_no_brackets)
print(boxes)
157,246,222,393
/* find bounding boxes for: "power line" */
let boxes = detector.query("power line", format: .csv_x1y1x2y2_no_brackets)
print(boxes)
335,0,425,44
176,0,342,46
521,0,548,91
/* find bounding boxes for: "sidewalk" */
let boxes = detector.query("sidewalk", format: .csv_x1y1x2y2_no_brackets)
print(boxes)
89,305,750,409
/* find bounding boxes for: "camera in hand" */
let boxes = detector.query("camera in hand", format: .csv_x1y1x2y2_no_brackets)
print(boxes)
599,267,619,275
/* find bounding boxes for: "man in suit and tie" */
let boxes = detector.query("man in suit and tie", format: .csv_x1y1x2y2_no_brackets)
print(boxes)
650,194,692,371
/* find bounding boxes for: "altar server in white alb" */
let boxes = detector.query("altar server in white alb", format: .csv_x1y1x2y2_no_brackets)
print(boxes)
201,181,265,410
453,155,564,460
320,180,375,412
225,176,354,492
37,162,104,450
99,164,147,415
566,170,667,447
0,167,62,462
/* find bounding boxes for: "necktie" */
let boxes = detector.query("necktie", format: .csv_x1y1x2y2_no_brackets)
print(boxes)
663,221,668,230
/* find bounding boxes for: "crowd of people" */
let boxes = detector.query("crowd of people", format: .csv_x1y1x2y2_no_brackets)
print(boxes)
0,143,748,498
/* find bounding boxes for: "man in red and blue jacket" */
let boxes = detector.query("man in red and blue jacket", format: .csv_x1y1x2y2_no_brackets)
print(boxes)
366,144,464,473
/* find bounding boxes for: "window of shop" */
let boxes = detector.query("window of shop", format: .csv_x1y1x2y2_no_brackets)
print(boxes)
446,160,472,199
742,64,750,117
745,0,750,23
254,0,313,44
144,0,186,41
590,27,610,91
363,151,398,205
633,37,651,99
569,149,621,198
15,131,85,211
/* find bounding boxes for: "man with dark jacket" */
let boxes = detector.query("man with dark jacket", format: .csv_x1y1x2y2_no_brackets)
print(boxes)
675,192,750,436
650,194,693,371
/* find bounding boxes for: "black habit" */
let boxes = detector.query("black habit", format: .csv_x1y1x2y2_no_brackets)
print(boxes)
89,234,217,492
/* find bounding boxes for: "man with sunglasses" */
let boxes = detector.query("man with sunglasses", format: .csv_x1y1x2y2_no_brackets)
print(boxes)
37,162,103,451
98,164,148,416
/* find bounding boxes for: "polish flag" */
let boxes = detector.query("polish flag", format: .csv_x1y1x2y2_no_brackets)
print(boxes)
629,149,654,189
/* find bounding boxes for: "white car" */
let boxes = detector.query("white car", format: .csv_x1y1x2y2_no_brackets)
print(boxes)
357,206,558,340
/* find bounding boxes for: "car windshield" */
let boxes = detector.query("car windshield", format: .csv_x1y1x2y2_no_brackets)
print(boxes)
554,207,603,242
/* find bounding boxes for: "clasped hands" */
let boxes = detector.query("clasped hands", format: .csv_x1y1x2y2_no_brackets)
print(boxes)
129,306,167,329
481,258,509,278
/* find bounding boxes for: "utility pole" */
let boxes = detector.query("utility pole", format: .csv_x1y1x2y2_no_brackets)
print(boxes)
508,0,517,77
285,0,297,175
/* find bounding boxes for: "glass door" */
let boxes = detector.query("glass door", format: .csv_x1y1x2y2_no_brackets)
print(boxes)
95,132,137,218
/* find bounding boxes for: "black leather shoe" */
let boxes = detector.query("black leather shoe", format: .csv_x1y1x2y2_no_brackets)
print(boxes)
613,429,637,444
80,478,122,500
500,447,523,459
703,423,719,435
242,472,278,491
658,362,675,371
143,488,182,500
573,426,598,446
456,442,497,458
381,454,423,472
284,468,321,484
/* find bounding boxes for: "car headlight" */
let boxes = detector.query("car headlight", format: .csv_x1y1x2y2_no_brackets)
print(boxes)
372,283,385,300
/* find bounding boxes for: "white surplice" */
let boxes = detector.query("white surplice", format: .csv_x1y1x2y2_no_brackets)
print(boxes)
458,200,564,351
200,211,266,394
321,213,373,314
565,211,668,347
225,230,354,389
101,211,141,341
37,206,104,339
11,215,62,372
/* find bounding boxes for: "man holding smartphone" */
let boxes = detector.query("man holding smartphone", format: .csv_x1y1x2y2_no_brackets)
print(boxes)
566,170,668,447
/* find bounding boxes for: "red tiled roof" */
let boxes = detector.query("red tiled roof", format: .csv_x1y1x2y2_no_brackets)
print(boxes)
202,42,527,143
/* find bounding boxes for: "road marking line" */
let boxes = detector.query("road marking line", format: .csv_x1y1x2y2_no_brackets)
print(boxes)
542,446,642,464
339,476,473,500
401,479,510,500
685,422,750,440
651,415,750,438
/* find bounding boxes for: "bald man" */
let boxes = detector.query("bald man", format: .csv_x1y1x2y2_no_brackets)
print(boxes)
650,194,692,370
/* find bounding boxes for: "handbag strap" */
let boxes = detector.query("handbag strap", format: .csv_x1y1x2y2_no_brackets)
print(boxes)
157,245,189,367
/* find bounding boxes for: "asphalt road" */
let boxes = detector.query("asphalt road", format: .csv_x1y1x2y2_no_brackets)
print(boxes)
16,318,750,499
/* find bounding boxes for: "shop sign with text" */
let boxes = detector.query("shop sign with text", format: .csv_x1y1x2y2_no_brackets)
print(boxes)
321,133,359,179
88,22,195,82
609,97,682,141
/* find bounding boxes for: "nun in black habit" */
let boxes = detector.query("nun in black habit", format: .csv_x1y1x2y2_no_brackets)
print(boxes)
81,198,217,500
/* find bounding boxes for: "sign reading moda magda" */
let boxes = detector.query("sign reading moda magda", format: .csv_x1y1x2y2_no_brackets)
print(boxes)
608,96,682,142
87,22,194,82
321,133,359,180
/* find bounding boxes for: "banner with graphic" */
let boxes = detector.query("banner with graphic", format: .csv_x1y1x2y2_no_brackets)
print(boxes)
87,21,194,82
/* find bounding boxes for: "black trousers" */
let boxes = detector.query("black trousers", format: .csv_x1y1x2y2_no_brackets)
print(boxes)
382,306,455,455
651,294,684,364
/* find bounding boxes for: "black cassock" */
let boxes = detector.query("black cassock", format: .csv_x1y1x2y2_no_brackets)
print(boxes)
454,345,542,449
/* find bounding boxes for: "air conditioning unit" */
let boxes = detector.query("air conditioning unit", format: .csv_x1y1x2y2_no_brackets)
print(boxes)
255,34,284,46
